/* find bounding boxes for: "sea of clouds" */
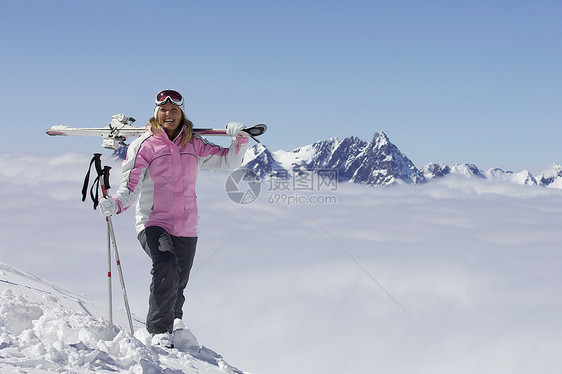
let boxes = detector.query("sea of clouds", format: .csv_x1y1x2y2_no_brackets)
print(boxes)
1,152,561,374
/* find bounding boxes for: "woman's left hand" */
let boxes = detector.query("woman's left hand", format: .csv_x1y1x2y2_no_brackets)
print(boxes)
226,122,246,137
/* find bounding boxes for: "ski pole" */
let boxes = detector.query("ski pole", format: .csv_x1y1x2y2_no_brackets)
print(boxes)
83,154,115,338
97,161,135,336
107,216,113,339
105,208,134,335
83,154,134,336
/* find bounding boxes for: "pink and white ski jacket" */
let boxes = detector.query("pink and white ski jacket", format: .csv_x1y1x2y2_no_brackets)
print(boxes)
113,126,248,237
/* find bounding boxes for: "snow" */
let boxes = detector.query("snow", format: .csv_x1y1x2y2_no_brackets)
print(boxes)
547,177,562,189
449,163,484,178
48,125,71,130
272,138,339,171
0,262,244,373
539,164,562,187
2,152,562,374
270,149,297,170
540,163,562,180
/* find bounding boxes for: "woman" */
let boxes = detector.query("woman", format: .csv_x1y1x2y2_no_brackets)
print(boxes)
99,89,248,347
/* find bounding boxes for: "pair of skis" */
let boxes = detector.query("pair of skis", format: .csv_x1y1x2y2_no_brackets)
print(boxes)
46,114,267,149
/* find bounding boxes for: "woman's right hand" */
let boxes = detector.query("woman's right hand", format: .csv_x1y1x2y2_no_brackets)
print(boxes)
99,196,119,217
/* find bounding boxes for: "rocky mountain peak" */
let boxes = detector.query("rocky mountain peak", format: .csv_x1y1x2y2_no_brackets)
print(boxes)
242,132,424,186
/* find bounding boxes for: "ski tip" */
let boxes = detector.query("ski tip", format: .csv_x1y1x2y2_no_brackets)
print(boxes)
245,124,267,137
46,130,67,136
46,125,71,136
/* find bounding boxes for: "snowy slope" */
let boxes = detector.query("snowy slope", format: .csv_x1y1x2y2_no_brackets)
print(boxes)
0,262,245,373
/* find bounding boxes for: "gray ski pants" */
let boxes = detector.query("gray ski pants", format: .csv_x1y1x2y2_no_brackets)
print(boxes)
138,226,197,334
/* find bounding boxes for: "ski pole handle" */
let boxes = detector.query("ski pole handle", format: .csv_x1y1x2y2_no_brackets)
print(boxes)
82,153,112,208
93,153,111,198
93,153,103,176
101,166,111,198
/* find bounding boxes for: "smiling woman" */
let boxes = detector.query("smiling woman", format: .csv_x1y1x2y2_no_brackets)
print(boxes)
97,89,250,348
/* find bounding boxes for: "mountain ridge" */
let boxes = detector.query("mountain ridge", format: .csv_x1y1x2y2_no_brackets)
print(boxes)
240,132,562,188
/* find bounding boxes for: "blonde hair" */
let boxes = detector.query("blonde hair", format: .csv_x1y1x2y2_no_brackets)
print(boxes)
149,115,194,146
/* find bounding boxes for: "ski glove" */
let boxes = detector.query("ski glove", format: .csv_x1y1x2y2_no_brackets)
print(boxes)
99,196,119,217
225,122,245,137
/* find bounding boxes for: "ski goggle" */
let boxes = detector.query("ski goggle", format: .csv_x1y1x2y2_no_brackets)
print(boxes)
155,90,184,106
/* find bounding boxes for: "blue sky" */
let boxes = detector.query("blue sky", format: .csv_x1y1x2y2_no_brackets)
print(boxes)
1,0,560,173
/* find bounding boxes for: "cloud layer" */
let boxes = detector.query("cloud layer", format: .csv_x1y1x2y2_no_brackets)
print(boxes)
1,152,561,374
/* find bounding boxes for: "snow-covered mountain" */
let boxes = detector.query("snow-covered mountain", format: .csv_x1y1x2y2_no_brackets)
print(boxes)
241,133,561,188
484,168,537,185
242,143,286,180
422,163,560,186
538,164,562,188
243,132,425,186
0,262,246,374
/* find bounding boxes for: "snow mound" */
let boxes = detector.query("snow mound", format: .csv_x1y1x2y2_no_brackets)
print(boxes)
0,262,245,374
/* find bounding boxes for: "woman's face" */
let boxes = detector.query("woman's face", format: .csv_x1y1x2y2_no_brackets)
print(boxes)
157,102,183,138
